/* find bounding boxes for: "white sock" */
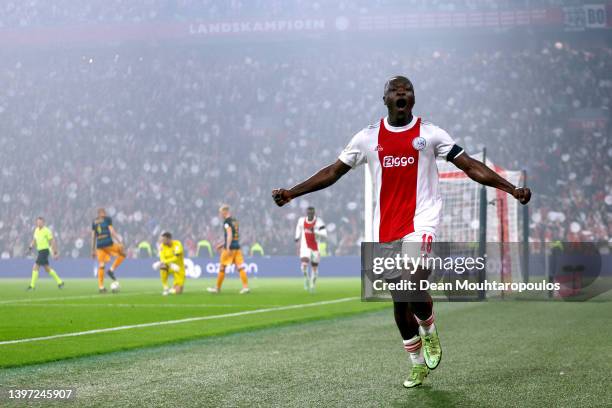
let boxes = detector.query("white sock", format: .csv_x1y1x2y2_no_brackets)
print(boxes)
403,336,425,365
310,266,318,288
417,314,436,336
301,263,309,282
421,322,436,336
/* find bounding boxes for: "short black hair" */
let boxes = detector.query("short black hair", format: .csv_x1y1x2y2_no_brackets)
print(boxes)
161,231,172,239
384,75,413,93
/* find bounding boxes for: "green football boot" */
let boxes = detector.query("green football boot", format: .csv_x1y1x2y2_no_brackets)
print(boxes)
421,327,442,370
403,363,429,388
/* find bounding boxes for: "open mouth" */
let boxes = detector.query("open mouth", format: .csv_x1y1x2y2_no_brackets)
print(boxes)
396,99,407,109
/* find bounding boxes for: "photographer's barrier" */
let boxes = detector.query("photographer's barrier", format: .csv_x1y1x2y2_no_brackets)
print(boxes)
0,256,361,279
0,254,610,279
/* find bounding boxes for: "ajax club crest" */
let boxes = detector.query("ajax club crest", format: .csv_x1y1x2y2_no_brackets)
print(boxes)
412,136,426,151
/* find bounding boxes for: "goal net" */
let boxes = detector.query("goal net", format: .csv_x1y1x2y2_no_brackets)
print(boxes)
436,152,523,243
364,152,527,298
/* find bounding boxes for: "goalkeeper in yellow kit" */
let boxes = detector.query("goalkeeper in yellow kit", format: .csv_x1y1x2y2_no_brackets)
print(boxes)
152,231,185,295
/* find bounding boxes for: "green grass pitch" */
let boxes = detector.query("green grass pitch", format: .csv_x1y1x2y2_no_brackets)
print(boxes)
1,277,611,407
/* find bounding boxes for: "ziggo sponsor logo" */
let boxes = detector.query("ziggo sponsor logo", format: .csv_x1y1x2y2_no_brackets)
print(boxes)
382,155,415,168
204,262,259,275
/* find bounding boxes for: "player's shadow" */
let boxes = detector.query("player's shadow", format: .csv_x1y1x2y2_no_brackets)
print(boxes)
391,387,476,408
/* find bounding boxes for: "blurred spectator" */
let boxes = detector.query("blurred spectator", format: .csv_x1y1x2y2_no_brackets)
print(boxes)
0,21,609,257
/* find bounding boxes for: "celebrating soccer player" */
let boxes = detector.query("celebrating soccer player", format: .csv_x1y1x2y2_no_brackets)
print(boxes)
27,217,64,290
91,208,126,293
272,76,531,388
207,204,250,294
153,231,186,295
295,206,327,292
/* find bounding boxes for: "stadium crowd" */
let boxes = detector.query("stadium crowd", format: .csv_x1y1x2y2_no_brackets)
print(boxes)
0,35,609,257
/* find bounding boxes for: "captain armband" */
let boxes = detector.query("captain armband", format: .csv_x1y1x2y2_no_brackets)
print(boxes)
447,144,465,162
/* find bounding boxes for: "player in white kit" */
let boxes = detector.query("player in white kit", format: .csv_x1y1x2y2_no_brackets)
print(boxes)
295,206,327,292
273,76,531,389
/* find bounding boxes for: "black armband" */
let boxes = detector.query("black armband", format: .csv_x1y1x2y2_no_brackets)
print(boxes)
447,144,465,162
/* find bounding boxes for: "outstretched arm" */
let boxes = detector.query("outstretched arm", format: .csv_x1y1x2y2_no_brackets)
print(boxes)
272,160,351,207
452,152,531,204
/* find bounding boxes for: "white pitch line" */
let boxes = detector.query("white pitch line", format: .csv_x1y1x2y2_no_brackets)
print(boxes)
0,297,358,346
0,291,158,305
1,303,277,308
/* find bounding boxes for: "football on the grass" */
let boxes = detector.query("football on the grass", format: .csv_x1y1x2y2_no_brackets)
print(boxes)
110,281,120,293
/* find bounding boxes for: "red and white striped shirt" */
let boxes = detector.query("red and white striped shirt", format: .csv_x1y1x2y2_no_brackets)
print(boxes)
295,216,327,251
338,116,462,243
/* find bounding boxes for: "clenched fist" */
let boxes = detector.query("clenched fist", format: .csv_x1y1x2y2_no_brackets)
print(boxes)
513,187,531,205
272,189,292,207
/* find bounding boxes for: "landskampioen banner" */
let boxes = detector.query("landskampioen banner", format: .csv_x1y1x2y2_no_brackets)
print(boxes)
2,5,610,47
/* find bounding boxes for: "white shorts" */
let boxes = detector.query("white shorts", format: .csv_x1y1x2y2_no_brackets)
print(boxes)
402,230,436,258
401,230,436,258
374,230,436,280
401,230,436,243
300,248,320,264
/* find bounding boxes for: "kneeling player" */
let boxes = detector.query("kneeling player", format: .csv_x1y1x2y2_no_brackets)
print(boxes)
153,231,185,295
295,206,326,292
